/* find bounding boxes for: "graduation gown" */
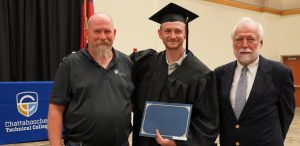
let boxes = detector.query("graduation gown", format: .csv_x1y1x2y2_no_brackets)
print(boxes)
131,49,219,146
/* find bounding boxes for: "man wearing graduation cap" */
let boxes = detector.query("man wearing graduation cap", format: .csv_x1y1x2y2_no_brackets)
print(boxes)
131,3,219,146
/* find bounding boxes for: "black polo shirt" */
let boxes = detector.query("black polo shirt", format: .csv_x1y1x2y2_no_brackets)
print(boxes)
50,48,134,145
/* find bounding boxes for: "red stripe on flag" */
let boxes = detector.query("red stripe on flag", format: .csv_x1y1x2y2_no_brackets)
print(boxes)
80,0,94,49
87,0,94,18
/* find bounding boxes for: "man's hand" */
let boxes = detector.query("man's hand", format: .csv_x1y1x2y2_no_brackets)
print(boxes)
155,129,176,146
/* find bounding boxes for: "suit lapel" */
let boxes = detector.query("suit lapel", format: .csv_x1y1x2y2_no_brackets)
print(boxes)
239,56,272,120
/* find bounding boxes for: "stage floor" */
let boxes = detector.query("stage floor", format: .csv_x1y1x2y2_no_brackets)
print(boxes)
3,108,300,146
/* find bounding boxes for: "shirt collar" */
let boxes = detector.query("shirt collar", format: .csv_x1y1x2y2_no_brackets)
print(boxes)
82,47,118,67
166,49,187,66
237,56,259,75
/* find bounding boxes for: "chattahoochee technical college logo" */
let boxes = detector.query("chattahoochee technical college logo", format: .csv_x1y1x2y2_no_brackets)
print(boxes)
16,91,38,117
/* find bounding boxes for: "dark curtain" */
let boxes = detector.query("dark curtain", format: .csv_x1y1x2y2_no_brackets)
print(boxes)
0,0,81,81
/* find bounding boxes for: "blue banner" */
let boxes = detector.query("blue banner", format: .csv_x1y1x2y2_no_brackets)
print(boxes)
0,82,53,144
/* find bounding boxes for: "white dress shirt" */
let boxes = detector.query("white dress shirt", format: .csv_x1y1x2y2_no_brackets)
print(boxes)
166,50,187,75
230,56,259,108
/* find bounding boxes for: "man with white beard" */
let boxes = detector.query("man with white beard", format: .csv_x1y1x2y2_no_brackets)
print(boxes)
214,17,295,146
48,12,134,146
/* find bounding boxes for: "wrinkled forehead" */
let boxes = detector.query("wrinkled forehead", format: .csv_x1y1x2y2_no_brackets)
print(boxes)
88,14,114,29
234,24,259,38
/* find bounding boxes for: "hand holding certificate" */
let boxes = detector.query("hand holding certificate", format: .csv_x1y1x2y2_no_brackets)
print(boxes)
140,101,192,141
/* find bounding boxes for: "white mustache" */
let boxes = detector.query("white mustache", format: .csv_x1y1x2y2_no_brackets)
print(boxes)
239,48,252,53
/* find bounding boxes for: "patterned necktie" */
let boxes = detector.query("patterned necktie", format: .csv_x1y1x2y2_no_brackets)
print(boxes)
168,63,178,75
234,67,248,119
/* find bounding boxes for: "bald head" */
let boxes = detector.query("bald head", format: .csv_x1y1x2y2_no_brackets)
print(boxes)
87,12,114,31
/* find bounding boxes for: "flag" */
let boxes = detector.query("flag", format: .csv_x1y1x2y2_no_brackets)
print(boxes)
80,0,94,49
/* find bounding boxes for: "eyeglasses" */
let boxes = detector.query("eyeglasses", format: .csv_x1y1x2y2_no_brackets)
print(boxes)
233,37,258,45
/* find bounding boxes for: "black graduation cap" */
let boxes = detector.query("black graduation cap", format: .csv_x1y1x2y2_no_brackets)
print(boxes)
149,3,199,51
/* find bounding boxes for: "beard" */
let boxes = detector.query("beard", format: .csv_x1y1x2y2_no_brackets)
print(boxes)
234,47,259,65
94,40,112,58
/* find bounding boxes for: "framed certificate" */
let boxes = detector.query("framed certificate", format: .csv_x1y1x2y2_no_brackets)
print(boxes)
140,101,192,141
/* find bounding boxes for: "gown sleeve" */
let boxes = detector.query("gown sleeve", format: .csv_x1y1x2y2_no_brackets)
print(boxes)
129,49,157,83
129,49,157,106
176,71,219,146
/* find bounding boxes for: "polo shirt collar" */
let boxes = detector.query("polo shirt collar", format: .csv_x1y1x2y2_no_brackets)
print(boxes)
82,47,119,68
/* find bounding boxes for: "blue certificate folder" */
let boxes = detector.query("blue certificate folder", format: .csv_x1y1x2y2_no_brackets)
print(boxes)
140,101,192,141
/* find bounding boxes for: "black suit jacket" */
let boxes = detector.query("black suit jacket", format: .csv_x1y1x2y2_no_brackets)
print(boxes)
214,56,295,146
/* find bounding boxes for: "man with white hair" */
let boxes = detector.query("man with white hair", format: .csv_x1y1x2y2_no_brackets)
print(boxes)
214,17,295,146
